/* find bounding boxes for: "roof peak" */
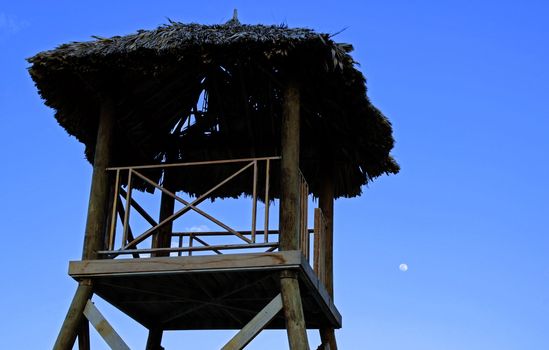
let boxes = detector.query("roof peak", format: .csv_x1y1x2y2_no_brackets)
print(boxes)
225,9,241,26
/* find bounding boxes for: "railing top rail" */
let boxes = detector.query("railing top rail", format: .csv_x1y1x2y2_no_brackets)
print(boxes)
106,156,281,171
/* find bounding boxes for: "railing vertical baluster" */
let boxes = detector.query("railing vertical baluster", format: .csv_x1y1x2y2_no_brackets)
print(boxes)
108,169,120,250
189,233,193,256
264,159,270,243
122,169,133,247
178,235,183,257
251,160,258,243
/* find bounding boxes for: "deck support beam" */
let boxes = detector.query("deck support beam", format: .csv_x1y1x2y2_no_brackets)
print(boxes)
318,170,338,350
53,97,115,350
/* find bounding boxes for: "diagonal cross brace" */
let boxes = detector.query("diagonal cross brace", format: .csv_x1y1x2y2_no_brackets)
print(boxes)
221,293,283,350
121,162,254,250
83,300,131,350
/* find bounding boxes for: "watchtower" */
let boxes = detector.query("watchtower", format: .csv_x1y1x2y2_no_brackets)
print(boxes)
28,14,398,350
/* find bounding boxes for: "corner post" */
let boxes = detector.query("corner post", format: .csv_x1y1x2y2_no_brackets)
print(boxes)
279,80,309,350
53,96,115,350
318,169,338,349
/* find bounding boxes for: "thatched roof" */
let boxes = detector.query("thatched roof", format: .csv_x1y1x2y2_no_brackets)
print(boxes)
27,16,399,199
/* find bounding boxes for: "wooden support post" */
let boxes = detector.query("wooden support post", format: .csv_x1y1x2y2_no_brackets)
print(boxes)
222,293,283,350
318,169,337,350
281,270,310,350
279,81,309,350
78,318,90,350
146,327,164,350
54,97,115,350
82,96,116,260
279,79,301,251
53,281,93,350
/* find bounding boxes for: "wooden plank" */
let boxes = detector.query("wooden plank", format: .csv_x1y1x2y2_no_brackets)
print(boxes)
106,156,281,171
319,171,334,297
83,301,130,350
299,254,342,328
119,188,158,227
99,242,277,256
69,251,303,277
319,167,338,349
171,230,286,237
222,294,283,350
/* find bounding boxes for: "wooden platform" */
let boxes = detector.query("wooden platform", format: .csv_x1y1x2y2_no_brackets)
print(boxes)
69,251,341,330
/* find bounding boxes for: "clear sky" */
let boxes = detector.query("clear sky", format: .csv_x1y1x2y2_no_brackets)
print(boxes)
1,1,548,349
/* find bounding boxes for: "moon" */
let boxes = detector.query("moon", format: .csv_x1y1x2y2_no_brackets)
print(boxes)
399,263,408,272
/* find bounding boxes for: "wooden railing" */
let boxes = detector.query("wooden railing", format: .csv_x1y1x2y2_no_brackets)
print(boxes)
96,156,328,286
99,157,280,257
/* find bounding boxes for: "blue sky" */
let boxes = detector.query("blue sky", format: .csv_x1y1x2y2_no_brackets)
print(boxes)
1,1,548,349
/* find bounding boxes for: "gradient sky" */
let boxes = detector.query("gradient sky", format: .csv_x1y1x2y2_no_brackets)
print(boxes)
1,1,548,349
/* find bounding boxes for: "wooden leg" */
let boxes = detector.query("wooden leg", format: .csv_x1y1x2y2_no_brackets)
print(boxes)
280,270,309,350
78,318,90,350
53,280,93,350
319,328,337,350
146,327,164,350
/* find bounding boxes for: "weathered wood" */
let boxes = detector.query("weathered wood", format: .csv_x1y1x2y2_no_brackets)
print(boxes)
172,229,287,237
70,254,342,330
279,80,300,251
125,166,253,249
318,171,334,297
121,170,133,247
222,294,283,350
70,251,303,277
251,160,258,243
280,270,309,350
319,329,337,350
53,281,93,350
107,169,120,250
153,162,175,257
99,242,278,256
119,187,158,227
106,156,281,171
81,96,115,260
83,300,130,350
77,317,90,350
145,327,164,350
298,254,342,328
54,97,114,350
318,168,337,350
264,158,271,242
